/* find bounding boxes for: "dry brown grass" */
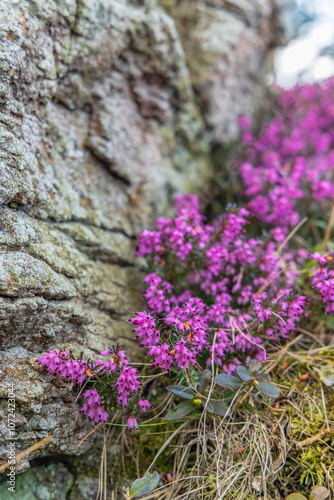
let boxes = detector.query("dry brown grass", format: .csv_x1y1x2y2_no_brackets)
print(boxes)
126,331,334,500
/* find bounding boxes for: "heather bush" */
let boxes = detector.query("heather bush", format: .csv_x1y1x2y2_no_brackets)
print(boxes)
37,80,334,453
133,194,306,373
309,251,334,316
37,195,307,429
238,79,334,235
37,346,149,429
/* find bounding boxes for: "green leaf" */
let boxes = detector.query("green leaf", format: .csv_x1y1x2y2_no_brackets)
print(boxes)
168,385,196,400
255,373,269,382
325,315,334,330
207,400,229,417
130,472,160,498
249,361,262,373
201,399,214,412
312,219,328,230
286,494,307,500
215,374,243,390
236,365,253,382
165,400,196,421
258,382,280,399
310,486,330,500
197,369,212,395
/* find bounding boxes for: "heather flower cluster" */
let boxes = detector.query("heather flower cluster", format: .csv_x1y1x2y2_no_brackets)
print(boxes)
37,347,150,430
37,349,88,384
238,78,334,234
36,80,334,432
132,194,307,373
81,389,108,425
310,252,334,315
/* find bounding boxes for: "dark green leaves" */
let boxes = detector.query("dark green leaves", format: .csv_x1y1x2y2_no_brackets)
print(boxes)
236,365,253,382
166,365,280,423
197,369,212,395
325,315,334,330
255,373,269,382
201,399,214,412
215,364,280,400
166,375,228,420
249,361,262,373
165,400,196,420
130,472,160,498
208,400,228,416
168,385,195,400
257,382,280,399
215,374,242,391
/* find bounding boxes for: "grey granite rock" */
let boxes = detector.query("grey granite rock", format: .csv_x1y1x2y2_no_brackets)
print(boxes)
0,0,284,495
0,463,73,499
160,0,285,143
0,0,212,466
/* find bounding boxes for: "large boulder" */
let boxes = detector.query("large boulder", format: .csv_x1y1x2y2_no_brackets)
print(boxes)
0,0,283,491
160,0,284,143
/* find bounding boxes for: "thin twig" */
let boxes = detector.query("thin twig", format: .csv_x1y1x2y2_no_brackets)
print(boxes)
295,327,326,347
231,385,253,412
296,425,334,448
277,217,308,254
78,421,103,448
144,421,188,476
0,435,53,473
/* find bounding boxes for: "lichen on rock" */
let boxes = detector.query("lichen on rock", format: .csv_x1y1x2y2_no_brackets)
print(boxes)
0,0,212,468
0,0,284,494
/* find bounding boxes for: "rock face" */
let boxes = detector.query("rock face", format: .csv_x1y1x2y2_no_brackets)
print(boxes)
0,0,283,494
161,0,283,143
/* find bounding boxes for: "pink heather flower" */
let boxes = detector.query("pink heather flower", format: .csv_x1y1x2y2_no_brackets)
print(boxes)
237,115,251,130
80,389,108,425
310,255,334,314
94,359,117,374
115,366,141,406
86,406,108,425
221,358,242,375
127,416,139,432
312,180,334,201
289,296,307,318
143,274,173,314
147,343,173,371
138,400,151,413
174,340,196,370
37,349,63,372
131,190,311,369
136,229,162,258
310,252,328,265
272,227,286,243
253,298,272,323
130,311,160,347
117,390,130,407
174,193,200,211
82,389,101,407
238,79,334,230
210,330,233,366
117,350,128,365
77,375,86,385
99,348,128,366
37,350,89,384
67,359,87,382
